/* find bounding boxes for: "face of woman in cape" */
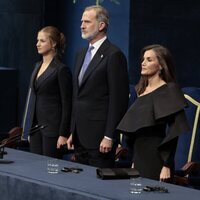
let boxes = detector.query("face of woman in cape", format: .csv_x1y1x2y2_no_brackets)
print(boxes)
141,49,162,77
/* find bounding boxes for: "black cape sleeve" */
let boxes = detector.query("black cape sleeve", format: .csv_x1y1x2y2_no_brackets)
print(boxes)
117,83,189,142
117,83,190,167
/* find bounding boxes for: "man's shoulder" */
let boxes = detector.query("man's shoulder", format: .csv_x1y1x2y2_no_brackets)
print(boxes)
102,39,124,55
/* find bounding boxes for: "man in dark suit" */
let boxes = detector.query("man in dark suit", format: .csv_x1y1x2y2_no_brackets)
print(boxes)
67,5,129,168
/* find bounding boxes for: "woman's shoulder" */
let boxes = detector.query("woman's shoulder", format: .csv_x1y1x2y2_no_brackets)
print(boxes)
52,57,70,69
52,57,65,66
152,82,187,119
153,82,185,102
166,82,181,90
49,58,71,78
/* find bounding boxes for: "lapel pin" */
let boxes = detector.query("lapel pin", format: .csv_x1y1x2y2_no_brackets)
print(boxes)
101,54,104,58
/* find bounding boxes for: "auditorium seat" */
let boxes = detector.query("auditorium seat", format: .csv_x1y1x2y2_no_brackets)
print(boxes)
0,127,29,151
174,87,200,189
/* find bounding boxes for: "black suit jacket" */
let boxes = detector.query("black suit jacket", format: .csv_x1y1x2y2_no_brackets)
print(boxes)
71,39,129,149
22,57,72,138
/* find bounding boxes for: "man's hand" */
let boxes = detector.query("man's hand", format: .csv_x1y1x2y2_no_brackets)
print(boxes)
99,137,113,153
57,136,68,149
66,134,74,150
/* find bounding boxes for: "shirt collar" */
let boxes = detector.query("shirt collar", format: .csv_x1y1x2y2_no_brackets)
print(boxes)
89,36,107,50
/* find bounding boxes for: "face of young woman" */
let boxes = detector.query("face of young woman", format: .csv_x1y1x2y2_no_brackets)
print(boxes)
36,31,55,56
141,49,162,77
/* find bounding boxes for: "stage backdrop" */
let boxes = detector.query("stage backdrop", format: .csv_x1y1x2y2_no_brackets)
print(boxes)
0,0,44,132
44,0,200,87
0,0,200,133
44,0,131,75
129,0,200,87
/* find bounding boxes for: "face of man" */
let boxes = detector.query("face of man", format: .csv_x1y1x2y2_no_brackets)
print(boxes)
80,9,105,43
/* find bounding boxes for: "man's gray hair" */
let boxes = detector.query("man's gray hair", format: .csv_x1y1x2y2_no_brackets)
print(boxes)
84,5,109,32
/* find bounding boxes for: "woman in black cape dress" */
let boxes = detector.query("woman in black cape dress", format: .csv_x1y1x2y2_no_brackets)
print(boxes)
117,45,189,181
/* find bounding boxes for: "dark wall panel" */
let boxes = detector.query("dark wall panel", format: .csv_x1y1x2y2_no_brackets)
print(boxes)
0,68,17,132
54,0,130,72
129,0,200,87
0,0,44,131
1,0,200,133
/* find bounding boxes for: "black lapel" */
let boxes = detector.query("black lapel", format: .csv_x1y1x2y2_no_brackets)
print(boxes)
80,39,110,87
74,48,88,89
30,61,42,89
35,58,57,90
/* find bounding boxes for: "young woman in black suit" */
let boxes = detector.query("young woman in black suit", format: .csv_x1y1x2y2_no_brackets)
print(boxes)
22,26,72,158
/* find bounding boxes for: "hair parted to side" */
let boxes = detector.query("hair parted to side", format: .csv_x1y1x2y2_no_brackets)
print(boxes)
84,5,109,32
136,44,176,95
39,26,66,54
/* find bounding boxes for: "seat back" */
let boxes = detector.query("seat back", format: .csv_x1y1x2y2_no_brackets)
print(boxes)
115,84,137,167
175,87,200,170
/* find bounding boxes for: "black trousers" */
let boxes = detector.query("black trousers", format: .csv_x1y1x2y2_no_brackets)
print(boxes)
29,130,61,158
73,132,116,168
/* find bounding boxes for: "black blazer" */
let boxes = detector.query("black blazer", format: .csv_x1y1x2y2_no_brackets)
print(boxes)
71,39,129,149
22,57,72,138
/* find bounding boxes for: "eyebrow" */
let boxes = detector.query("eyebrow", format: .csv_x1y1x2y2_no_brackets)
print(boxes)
144,55,156,59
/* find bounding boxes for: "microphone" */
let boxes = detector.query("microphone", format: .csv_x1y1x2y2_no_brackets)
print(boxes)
0,146,14,164
28,124,47,136
0,124,47,162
